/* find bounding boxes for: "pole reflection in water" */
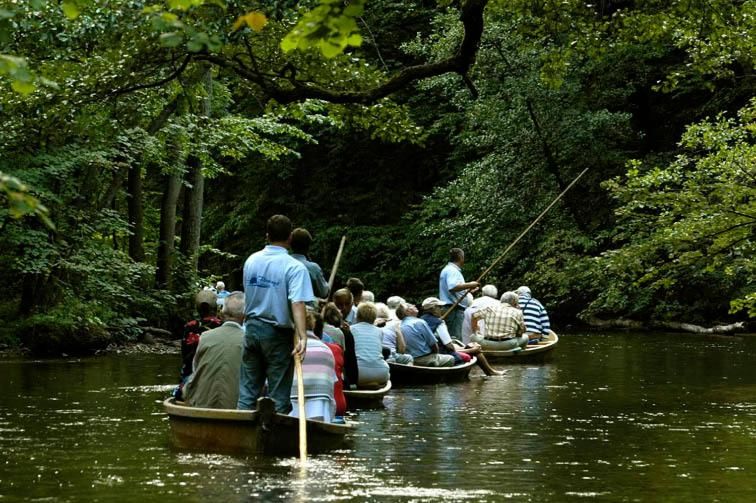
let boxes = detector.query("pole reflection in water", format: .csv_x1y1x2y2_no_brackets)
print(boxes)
1,332,756,501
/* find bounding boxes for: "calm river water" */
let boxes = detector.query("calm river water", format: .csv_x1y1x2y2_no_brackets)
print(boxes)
1,332,755,502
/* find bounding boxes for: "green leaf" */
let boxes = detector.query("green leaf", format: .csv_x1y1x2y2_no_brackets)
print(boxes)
11,79,35,94
61,1,81,19
159,32,184,48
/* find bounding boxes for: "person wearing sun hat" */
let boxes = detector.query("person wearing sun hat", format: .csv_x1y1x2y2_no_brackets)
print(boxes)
421,296,504,376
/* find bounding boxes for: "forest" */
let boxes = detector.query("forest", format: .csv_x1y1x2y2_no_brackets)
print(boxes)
0,0,753,354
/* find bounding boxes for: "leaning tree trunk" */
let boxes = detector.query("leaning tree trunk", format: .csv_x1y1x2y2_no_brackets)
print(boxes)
155,173,182,289
179,66,212,273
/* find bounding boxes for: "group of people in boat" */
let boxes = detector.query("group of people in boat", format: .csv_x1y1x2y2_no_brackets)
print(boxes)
174,214,551,425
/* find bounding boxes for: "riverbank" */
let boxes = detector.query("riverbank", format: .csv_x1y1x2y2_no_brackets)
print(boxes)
0,338,181,359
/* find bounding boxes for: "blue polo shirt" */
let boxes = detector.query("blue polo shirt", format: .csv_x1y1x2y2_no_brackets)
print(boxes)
243,245,314,328
290,253,330,299
400,317,438,358
439,262,470,308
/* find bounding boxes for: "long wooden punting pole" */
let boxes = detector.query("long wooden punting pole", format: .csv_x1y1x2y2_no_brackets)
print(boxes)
294,345,307,463
440,167,589,321
327,235,347,296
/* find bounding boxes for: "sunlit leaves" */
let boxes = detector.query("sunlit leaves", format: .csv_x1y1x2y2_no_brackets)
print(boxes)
233,11,268,32
0,171,53,228
281,0,365,58
61,0,83,19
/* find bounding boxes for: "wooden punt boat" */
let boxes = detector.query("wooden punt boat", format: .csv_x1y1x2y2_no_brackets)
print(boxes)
163,397,353,456
481,331,559,362
344,380,392,409
388,357,477,386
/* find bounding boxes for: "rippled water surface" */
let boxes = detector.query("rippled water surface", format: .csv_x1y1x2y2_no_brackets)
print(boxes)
2,332,756,501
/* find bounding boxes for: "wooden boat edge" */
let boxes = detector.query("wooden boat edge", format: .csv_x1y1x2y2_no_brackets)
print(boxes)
483,332,559,359
164,397,354,434
388,356,478,373
343,380,392,397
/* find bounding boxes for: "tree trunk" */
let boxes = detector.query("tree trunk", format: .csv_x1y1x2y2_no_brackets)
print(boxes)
155,173,182,289
128,96,182,263
180,156,204,269
179,66,212,273
127,163,145,262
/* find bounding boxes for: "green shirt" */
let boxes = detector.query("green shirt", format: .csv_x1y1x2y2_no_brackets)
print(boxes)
183,321,244,409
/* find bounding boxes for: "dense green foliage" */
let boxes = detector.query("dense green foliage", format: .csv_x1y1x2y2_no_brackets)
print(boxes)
0,0,753,353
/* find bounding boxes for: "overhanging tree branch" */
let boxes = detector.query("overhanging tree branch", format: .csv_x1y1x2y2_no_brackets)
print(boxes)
199,0,487,104
110,55,192,97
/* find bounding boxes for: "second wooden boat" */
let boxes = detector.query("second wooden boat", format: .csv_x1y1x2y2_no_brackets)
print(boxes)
344,380,392,409
481,331,559,362
388,357,477,386
164,396,352,456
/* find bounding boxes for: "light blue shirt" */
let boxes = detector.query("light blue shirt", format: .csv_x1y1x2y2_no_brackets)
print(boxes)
290,253,330,299
400,317,438,358
243,245,314,328
439,262,469,308
350,322,388,371
346,305,358,325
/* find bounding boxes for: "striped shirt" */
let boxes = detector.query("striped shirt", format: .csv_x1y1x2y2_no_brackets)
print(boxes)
472,303,525,340
290,334,337,401
518,293,550,336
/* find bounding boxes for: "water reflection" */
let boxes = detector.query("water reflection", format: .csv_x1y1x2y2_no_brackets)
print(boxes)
1,333,756,501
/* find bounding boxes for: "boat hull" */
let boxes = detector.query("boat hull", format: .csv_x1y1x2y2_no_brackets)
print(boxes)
388,357,477,386
482,331,559,362
164,397,352,456
344,380,392,409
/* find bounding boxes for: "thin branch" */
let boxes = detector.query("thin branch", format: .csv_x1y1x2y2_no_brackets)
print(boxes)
110,55,192,97
701,220,755,240
726,209,756,220
358,15,388,72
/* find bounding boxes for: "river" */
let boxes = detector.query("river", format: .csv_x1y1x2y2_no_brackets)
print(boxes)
1,332,755,501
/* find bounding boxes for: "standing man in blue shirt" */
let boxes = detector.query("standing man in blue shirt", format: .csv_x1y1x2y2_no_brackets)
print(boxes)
290,227,330,305
238,215,315,413
438,248,480,341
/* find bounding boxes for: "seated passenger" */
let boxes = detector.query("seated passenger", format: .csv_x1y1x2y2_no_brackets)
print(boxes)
331,290,359,387
360,290,375,304
516,286,552,343
386,295,405,322
176,289,222,400
345,277,364,322
312,311,346,417
321,302,346,350
420,297,471,365
472,291,528,351
215,281,230,307
421,297,503,376
290,312,338,423
350,302,390,387
396,302,454,367
462,284,499,344
334,287,356,325
375,303,413,364
183,292,245,409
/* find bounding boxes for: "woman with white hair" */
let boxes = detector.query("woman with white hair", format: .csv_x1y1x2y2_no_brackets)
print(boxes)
350,302,390,386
